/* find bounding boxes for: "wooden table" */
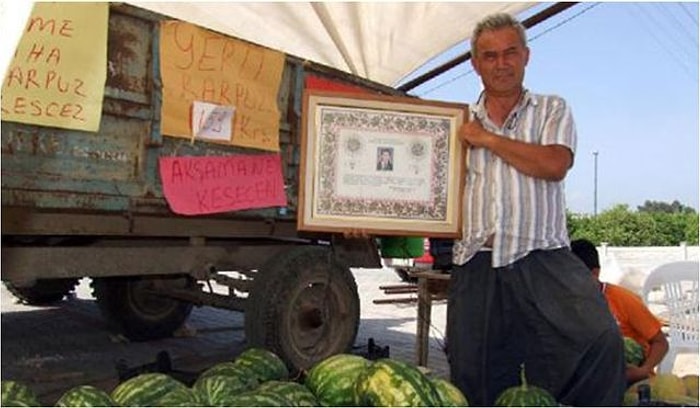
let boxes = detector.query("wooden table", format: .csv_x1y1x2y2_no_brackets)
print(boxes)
408,270,451,367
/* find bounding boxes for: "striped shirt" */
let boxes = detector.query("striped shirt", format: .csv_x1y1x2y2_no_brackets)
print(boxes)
452,90,577,268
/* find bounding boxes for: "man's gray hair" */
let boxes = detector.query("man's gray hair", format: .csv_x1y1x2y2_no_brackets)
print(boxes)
470,13,527,56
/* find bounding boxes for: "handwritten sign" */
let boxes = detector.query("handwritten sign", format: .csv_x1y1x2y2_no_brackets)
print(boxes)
191,101,234,141
159,154,287,215
1,2,108,132
159,21,285,152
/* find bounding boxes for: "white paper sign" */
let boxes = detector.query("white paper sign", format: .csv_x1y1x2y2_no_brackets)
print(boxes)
191,101,235,141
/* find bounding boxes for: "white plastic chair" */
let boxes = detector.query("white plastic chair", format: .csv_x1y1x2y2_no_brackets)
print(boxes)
642,261,699,373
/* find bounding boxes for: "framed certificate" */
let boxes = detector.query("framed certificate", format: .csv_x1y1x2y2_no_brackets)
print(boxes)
298,90,468,238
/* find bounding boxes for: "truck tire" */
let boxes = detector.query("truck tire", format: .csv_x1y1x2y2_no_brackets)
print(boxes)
4,278,79,305
92,275,194,341
245,246,360,371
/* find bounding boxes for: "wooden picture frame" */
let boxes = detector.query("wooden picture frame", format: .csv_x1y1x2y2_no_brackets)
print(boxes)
298,90,468,238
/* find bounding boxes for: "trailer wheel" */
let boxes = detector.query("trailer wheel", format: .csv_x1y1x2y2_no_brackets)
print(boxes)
92,275,194,341
245,246,360,371
4,278,79,305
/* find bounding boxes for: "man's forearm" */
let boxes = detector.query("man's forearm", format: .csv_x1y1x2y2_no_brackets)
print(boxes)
642,333,670,372
486,132,571,181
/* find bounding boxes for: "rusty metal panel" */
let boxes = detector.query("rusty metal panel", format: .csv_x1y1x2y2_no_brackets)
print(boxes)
1,115,148,209
0,3,397,226
1,207,131,235
104,9,153,106
1,6,156,213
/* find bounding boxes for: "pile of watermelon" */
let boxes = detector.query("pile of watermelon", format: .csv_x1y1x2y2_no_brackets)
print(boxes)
1,347,563,407
620,337,700,406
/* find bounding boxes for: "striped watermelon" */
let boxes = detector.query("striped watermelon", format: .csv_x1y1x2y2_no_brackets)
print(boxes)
494,364,557,407
198,361,259,390
258,380,319,406
430,377,469,407
152,386,200,407
110,373,188,407
2,399,42,407
1,400,36,407
1,381,40,407
55,385,115,407
234,348,289,383
624,337,644,366
305,353,370,406
226,390,294,406
192,374,249,406
354,358,442,407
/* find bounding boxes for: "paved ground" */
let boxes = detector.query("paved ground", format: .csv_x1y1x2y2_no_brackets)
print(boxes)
1,263,696,405
0,267,449,405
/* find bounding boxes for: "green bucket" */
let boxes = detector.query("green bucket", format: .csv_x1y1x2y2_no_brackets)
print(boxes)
379,236,425,258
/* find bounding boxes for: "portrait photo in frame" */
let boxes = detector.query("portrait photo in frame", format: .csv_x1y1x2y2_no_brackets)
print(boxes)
298,90,468,238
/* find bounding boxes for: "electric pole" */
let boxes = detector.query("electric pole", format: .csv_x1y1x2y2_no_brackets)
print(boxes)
593,151,599,216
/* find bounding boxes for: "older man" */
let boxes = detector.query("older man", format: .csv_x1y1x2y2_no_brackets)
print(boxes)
446,12,625,406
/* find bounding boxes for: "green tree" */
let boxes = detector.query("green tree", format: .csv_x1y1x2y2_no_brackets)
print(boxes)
566,201,699,246
682,212,699,245
596,205,657,245
637,200,696,214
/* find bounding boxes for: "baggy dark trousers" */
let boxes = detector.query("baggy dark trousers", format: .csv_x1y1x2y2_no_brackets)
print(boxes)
446,248,626,406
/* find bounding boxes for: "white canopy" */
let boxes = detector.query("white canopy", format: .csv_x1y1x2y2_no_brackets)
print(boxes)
0,2,536,88
126,2,536,87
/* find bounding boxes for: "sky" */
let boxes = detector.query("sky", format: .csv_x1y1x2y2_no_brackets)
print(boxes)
402,2,699,215
0,2,696,216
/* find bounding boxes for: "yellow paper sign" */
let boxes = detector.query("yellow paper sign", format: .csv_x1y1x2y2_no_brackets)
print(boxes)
159,21,285,152
1,2,108,132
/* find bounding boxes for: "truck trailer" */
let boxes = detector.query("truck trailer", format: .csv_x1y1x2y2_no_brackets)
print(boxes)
1,3,407,371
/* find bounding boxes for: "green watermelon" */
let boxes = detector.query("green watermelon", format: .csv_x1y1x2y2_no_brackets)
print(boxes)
226,390,294,406
623,337,644,366
110,373,188,407
192,374,249,406
1,381,40,407
430,377,469,406
153,386,200,407
233,348,289,383
494,364,557,407
354,358,442,407
258,380,319,406
2,400,35,407
198,361,259,390
55,385,115,407
305,353,370,406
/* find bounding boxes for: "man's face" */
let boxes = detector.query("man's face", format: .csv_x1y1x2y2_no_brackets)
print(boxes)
471,26,529,96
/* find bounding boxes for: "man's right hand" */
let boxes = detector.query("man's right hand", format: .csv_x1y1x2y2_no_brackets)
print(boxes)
460,118,494,149
626,364,654,384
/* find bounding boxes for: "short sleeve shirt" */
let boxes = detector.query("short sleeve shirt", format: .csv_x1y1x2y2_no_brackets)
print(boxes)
452,90,577,267
604,283,663,356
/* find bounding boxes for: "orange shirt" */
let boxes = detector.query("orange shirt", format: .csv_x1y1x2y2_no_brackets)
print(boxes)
602,282,663,356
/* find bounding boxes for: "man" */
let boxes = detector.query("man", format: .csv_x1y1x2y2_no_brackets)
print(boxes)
571,238,669,384
446,13,626,406
376,148,393,171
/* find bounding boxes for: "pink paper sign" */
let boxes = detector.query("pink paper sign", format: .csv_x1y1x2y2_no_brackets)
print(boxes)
159,154,287,215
